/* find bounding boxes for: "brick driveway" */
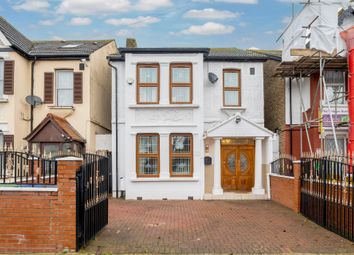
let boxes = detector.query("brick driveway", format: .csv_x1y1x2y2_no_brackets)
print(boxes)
82,199,354,254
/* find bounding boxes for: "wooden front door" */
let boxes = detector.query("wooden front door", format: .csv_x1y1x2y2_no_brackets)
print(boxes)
221,144,254,191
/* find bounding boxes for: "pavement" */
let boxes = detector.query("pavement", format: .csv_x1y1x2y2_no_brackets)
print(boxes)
81,199,354,254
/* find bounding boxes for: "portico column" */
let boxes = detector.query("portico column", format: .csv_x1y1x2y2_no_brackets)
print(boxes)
212,137,223,195
252,137,265,195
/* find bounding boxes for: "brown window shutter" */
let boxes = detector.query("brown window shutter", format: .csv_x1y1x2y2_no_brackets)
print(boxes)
3,135,14,148
44,72,54,104
74,72,83,104
4,60,14,95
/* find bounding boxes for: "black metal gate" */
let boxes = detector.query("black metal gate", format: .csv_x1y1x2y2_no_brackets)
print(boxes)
301,156,354,241
76,154,109,250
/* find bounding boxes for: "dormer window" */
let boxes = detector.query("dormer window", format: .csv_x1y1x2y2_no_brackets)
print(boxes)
170,63,192,104
137,64,159,104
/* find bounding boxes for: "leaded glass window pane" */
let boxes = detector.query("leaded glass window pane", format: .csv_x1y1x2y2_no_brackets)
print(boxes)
139,135,158,154
172,158,191,175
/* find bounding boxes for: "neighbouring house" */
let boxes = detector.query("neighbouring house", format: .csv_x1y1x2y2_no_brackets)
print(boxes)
275,0,353,158
0,17,117,154
108,43,274,200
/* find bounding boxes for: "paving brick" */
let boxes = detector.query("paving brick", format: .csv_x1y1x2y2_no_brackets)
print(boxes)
82,199,354,254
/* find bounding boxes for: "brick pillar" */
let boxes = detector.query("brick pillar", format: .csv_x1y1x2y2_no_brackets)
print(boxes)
55,159,82,252
293,161,301,213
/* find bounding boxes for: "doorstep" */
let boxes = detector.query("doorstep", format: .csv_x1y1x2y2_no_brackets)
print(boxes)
204,192,268,200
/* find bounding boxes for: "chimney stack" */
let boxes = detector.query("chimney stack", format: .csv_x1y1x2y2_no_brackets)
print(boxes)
126,38,137,48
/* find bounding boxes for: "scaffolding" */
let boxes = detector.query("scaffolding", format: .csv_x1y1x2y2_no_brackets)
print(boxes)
275,52,348,156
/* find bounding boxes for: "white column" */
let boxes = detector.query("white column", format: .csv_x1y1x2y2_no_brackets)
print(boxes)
252,137,265,195
160,133,170,178
212,137,223,195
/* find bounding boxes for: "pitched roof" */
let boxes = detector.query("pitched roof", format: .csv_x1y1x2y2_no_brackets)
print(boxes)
0,16,114,58
25,113,86,143
248,49,282,61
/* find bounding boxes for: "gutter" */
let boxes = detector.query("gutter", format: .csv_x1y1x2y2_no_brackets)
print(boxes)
108,61,119,198
30,57,37,131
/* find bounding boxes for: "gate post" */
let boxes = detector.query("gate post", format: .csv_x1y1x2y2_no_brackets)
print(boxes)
293,161,301,213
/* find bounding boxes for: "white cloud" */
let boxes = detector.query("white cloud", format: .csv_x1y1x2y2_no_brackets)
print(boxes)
70,17,92,26
215,0,257,3
175,22,235,36
184,8,241,20
134,0,172,11
264,29,282,35
116,29,130,37
105,16,160,27
58,0,131,15
58,0,172,15
39,16,64,26
13,0,49,12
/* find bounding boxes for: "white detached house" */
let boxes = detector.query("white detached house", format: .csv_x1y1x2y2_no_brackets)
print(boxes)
108,47,273,200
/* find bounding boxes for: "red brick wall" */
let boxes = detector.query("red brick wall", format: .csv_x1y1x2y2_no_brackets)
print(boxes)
0,160,81,253
270,163,301,213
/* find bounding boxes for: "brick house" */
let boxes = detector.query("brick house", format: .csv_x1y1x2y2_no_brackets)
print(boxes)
0,17,117,154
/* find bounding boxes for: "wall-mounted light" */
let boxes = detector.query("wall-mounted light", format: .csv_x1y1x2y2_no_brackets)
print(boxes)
235,115,241,124
127,78,134,85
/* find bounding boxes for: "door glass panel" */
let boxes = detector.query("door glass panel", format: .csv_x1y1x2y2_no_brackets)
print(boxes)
227,154,236,173
240,152,249,173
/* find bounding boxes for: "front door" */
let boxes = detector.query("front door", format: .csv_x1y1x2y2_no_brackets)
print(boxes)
221,142,254,191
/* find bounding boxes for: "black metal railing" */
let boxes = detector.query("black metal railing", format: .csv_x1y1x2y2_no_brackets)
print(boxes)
0,150,57,186
301,156,354,241
271,157,294,177
76,153,109,250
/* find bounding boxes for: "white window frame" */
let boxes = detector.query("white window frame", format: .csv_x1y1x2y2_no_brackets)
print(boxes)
56,70,74,107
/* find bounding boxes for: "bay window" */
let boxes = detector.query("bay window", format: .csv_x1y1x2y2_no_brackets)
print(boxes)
136,134,160,177
170,133,193,177
170,63,192,104
56,70,74,106
223,69,241,107
137,64,159,104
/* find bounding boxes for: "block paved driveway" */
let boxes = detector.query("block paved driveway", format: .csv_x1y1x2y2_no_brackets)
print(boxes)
82,199,354,254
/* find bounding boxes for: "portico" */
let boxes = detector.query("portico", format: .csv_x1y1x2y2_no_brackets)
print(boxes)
204,114,273,199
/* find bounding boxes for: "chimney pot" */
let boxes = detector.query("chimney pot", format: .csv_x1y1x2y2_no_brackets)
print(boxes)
126,38,137,48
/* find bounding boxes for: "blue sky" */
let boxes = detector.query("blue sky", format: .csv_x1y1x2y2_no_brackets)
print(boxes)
1,0,303,49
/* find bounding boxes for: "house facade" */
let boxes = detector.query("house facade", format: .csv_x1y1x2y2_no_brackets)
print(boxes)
109,47,274,200
0,17,117,154
276,1,353,158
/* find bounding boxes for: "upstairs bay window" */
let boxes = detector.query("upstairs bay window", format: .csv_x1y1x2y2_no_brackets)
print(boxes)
223,69,241,107
136,134,160,177
170,133,193,177
56,70,74,106
324,71,346,105
137,64,159,104
170,63,192,104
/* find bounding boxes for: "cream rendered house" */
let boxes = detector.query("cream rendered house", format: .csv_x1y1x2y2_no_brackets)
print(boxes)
0,17,117,154
109,47,274,200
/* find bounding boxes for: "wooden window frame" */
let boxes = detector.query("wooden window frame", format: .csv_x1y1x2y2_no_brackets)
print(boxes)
136,133,160,178
136,63,160,104
169,133,193,177
223,69,241,107
169,63,193,104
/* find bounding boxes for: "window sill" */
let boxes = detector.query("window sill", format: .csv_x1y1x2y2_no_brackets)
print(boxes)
129,104,200,109
131,177,199,182
0,98,9,103
48,106,75,110
221,106,246,111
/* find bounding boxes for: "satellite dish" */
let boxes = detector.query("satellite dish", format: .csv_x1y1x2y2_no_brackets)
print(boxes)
25,95,42,106
208,72,218,83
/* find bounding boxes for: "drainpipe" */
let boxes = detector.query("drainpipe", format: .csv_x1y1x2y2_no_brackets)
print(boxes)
108,61,119,198
30,57,37,132
340,26,354,156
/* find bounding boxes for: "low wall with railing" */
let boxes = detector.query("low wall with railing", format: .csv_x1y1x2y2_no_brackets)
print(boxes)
0,156,82,253
270,158,301,212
